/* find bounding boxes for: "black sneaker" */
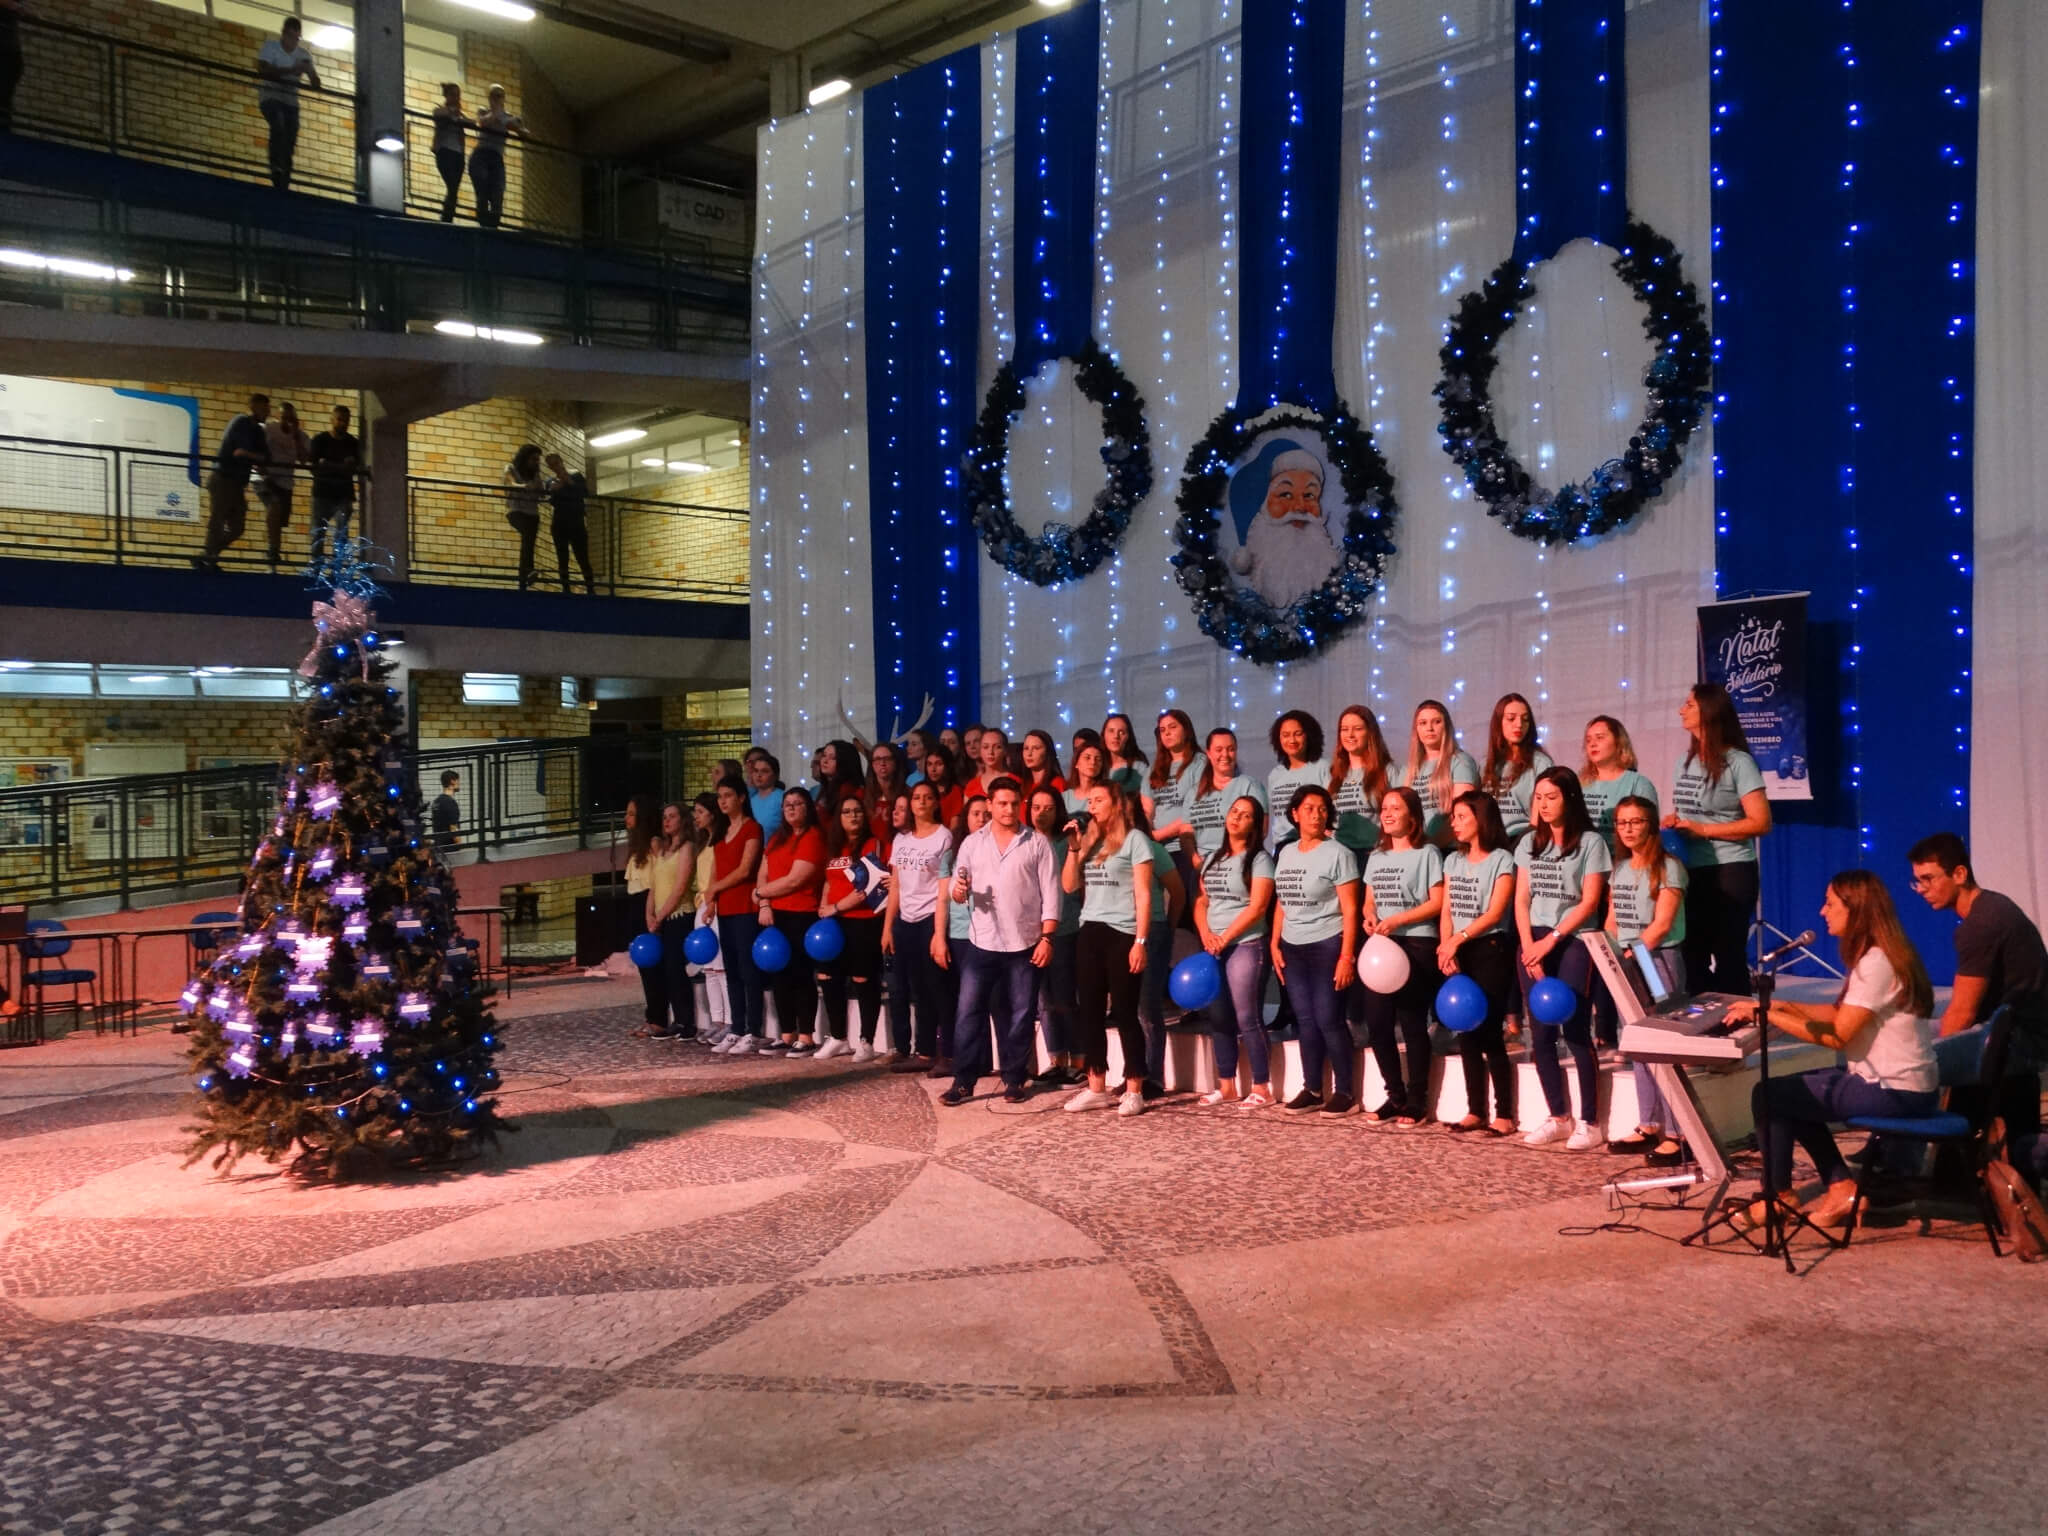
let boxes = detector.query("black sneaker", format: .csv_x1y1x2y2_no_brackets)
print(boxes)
1003,1085,1031,1104
924,1059,953,1080
1141,1080,1165,1102
1372,1100,1406,1122
891,1054,932,1074
939,1085,973,1106
1060,1065,1089,1086
1031,1065,1069,1085
1284,1090,1323,1111
1321,1092,1356,1115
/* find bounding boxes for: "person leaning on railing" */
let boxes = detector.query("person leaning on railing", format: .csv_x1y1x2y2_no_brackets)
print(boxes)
542,451,595,594
432,83,473,222
308,404,365,563
255,16,321,193
192,393,271,574
503,443,544,589
257,402,310,568
470,85,527,231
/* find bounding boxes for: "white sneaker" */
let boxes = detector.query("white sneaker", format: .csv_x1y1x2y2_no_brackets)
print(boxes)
726,1034,758,1056
1117,1089,1146,1117
813,1038,850,1060
708,1034,733,1054
1523,1114,1573,1147
706,1030,734,1049
848,1040,875,1063
1064,1087,1114,1113
1566,1119,1605,1151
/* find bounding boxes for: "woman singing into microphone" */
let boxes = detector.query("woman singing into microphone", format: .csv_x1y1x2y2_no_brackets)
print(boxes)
1666,683,1772,994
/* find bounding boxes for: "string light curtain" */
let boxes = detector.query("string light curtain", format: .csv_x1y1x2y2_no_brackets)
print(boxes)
1709,0,1979,969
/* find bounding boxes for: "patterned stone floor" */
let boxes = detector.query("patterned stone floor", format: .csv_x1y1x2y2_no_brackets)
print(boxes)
3,980,2045,1535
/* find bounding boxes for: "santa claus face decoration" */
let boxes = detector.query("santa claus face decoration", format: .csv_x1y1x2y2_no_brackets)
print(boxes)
1224,437,1343,609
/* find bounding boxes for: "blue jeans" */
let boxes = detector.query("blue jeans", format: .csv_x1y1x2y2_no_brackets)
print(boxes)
1037,930,1077,1057
717,912,765,1037
1754,1066,1940,1188
1282,935,1351,1097
952,943,1040,1091
1140,927,1174,1087
1209,938,1270,1085
1524,925,1599,1122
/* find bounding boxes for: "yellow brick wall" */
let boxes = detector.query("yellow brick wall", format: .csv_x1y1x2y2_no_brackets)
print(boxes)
0,695,296,775
614,461,750,595
15,0,572,232
413,670,591,743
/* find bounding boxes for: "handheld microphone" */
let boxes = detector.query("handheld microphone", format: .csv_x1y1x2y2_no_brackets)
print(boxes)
1758,930,1817,969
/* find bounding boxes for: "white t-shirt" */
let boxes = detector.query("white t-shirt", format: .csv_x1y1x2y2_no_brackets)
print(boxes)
889,825,953,924
257,39,312,106
1839,948,1937,1092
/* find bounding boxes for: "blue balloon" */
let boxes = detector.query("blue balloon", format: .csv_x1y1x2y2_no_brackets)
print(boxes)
752,927,791,974
1169,951,1222,1011
1434,974,1487,1034
683,925,720,965
1528,976,1577,1026
628,931,662,968
803,917,845,963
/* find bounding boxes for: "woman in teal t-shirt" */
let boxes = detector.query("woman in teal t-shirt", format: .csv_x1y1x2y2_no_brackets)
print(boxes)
1185,727,1268,867
1480,692,1552,843
1603,793,1690,1163
1579,714,1660,852
1101,712,1150,797
1395,698,1482,846
1194,795,1277,1107
1029,786,1084,1087
1360,785,1444,1125
1665,683,1772,996
1062,782,1154,1116
1271,785,1361,1114
1439,790,1518,1136
1513,767,1612,1150
1265,709,1328,852
1328,703,1393,855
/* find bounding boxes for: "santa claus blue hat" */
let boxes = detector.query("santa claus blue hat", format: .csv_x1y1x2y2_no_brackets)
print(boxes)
1227,437,1327,544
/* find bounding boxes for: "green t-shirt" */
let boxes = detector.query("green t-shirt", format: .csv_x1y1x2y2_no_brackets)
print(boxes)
1078,829,1144,935
1186,767,1268,858
1201,846,1275,942
1108,763,1146,796
1670,749,1765,867
1394,750,1482,840
1444,846,1516,936
1266,758,1328,840
1273,837,1358,946
1581,768,1660,851
1330,764,1383,852
1515,830,1613,930
1364,844,1444,939
1610,854,1688,947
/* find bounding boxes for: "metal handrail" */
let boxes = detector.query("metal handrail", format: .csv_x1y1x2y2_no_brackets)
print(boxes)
9,15,751,268
0,727,755,910
0,434,749,602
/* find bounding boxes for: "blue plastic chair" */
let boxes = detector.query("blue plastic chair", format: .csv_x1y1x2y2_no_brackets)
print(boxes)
21,919,101,1037
188,910,241,968
1843,1007,2014,1254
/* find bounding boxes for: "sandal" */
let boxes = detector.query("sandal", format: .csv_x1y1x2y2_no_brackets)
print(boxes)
1199,1088,1240,1107
1486,1118,1517,1138
629,1024,662,1039
1446,1115,1485,1134
1240,1088,1275,1108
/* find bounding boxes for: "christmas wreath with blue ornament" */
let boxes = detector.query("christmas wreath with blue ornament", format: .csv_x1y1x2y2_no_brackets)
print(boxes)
963,339,1153,588
1434,219,1712,546
1170,401,1398,667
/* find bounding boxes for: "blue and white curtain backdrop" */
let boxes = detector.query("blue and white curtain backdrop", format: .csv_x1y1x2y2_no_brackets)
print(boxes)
753,0,2045,941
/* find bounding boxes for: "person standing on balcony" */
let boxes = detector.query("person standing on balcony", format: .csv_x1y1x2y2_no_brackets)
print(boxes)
542,450,595,594
255,17,321,193
256,401,310,568
432,770,462,854
307,404,364,565
503,443,544,589
193,393,271,573
469,84,526,231
432,83,472,222
0,0,25,136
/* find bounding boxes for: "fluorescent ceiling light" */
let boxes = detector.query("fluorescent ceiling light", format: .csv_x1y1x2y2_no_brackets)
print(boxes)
668,460,712,474
127,674,168,683
727,437,742,447
447,0,537,20
807,77,852,106
588,427,648,449
0,247,133,283
374,133,405,152
639,456,665,467
434,319,544,346
310,24,353,48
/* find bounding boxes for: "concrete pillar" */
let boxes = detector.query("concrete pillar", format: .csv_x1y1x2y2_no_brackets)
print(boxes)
356,0,406,212
768,54,809,119
363,393,411,580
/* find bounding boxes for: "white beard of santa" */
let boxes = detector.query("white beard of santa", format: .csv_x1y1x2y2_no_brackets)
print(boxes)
1233,510,1338,607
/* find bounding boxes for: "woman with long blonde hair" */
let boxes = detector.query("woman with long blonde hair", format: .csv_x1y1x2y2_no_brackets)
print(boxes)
1395,699,1480,846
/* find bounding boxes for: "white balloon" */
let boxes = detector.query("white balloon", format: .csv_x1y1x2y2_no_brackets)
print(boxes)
1359,932,1411,995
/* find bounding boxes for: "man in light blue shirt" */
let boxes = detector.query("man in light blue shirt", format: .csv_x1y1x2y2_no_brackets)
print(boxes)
942,777,1059,1107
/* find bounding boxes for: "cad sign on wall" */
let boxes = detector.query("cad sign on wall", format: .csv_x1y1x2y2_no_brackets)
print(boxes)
0,375,203,522
655,183,750,251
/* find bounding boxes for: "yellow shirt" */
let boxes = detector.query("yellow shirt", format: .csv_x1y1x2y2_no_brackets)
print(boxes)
649,844,691,917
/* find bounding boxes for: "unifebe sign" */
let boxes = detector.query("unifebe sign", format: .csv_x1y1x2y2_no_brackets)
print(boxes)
1696,592,1810,801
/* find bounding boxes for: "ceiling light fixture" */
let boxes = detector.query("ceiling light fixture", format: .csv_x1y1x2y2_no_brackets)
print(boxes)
310,24,353,49
808,78,852,106
588,427,648,449
0,248,133,282
668,460,712,474
433,319,544,346
374,133,405,152
446,0,537,21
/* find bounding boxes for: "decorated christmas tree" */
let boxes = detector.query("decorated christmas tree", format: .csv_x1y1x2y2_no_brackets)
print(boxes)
183,546,503,1176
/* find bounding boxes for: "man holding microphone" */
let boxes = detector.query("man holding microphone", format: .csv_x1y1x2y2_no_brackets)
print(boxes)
940,777,1060,1106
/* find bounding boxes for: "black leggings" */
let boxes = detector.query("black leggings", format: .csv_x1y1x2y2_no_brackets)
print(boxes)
554,515,593,591
1075,921,1145,1081
1454,932,1518,1123
1682,860,1759,996
769,909,818,1038
1362,934,1438,1112
436,146,465,220
819,916,883,1041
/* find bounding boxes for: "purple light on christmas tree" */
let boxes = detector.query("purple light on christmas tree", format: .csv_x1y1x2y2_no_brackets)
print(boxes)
349,1020,385,1056
286,977,321,1003
294,936,333,975
278,1020,299,1054
180,981,204,1015
361,956,392,980
224,1007,256,1039
236,933,265,959
225,1043,258,1078
276,919,307,951
341,911,369,942
309,780,342,818
398,991,431,1022
305,1011,341,1046
332,874,367,908
310,848,336,879
207,992,232,1020
395,906,423,937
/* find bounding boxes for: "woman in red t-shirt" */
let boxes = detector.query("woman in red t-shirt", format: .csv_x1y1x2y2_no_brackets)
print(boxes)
921,749,966,828
755,786,826,1052
1019,729,1067,797
815,789,886,1060
699,778,766,1050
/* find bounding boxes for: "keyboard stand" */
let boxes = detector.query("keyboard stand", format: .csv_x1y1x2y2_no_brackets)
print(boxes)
1608,1061,1733,1233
